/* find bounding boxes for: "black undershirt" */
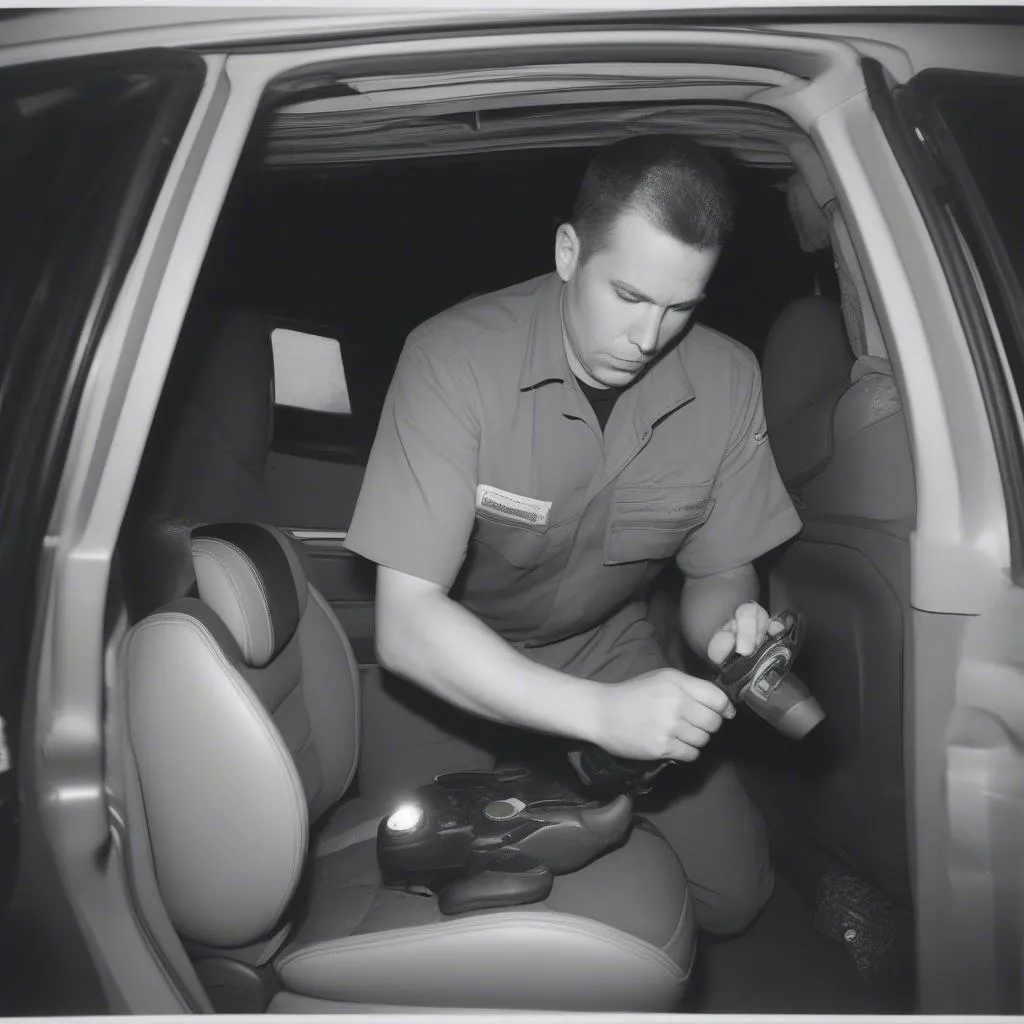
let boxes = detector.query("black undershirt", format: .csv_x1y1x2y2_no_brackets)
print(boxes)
577,378,624,432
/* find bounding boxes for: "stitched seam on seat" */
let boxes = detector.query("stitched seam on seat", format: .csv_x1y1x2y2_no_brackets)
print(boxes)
679,925,698,983
224,538,275,659
273,528,309,617
202,538,275,662
308,585,361,793
236,540,276,654
278,911,684,978
286,692,321,806
662,878,693,962
131,613,307,933
193,544,262,664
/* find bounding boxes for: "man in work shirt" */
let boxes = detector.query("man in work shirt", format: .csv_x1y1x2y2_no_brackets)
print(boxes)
344,135,803,936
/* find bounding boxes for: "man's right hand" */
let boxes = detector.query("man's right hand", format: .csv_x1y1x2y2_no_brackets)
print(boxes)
593,668,736,762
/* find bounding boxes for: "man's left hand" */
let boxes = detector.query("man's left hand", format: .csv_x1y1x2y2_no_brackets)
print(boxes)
706,601,785,667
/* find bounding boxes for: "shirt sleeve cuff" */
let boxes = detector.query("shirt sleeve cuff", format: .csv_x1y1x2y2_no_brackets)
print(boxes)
679,502,803,579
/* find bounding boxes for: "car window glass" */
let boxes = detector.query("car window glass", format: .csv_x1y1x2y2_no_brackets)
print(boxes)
921,77,1024,414
936,90,1023,294
0,53,202,932
271,326,352,415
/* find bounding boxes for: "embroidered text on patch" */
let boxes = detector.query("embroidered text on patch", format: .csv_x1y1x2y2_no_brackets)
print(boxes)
476,484,552,527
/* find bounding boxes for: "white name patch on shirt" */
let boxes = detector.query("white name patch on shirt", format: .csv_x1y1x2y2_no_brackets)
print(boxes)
475,484,552,528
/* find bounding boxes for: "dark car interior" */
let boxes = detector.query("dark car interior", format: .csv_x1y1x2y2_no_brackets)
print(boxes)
112,93,919,1014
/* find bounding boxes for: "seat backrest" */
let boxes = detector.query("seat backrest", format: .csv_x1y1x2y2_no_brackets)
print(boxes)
762,295,915,520
758,294,915,904
121,520,360,950
762,296,854,490
132,307,276,526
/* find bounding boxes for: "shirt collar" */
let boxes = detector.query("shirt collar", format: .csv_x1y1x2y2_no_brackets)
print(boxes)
631,334,697,433
518,273,571,392
518,272,697,428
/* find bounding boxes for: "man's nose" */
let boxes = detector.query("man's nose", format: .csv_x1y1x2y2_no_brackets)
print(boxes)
630,306,663,355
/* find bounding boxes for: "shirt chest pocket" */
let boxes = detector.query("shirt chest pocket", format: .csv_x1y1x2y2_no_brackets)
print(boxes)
470,510,551,569
604,481,716,566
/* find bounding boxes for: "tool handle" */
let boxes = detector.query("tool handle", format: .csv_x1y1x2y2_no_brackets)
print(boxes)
567,744,668,795
439,851,553,914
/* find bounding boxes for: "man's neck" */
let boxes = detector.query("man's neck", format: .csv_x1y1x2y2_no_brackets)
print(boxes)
560,285,610,390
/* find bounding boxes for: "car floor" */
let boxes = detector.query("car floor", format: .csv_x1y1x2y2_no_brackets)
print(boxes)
682,866,911,1014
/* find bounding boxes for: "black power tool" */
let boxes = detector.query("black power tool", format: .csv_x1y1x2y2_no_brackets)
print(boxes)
714,609,823,737
569,610,823,794
377,765,633,914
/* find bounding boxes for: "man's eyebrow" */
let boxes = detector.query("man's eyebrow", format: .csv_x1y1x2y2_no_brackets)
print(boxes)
611,279,703,310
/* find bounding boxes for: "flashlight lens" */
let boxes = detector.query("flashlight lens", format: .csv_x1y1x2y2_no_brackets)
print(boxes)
386,803,424,834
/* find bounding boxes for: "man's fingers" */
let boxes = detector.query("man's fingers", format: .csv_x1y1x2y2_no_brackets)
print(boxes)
707,602,783,665
733,602,764,656
677,698,725,734
673,720,713,749
670,742,701,763
706,628,737,666
682,676,735,720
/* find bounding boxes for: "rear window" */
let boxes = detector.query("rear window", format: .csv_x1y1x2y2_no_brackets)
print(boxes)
921,74,1024,412
267,317,391,464
271,326,353,415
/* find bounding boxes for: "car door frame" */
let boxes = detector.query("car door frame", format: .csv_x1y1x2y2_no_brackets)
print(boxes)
2,46,234,1013
864,56,1024,1014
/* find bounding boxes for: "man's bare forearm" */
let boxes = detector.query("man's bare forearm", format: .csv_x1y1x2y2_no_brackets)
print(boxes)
680,563,760,664
374,566,605,745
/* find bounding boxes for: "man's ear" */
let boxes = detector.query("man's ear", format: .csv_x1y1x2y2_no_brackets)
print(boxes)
554,223,581,283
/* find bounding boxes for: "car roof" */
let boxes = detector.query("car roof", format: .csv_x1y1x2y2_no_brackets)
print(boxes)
2,3,1023,61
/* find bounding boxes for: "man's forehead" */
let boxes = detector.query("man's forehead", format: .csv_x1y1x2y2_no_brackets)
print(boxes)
599,209,697,254
592,212,717,293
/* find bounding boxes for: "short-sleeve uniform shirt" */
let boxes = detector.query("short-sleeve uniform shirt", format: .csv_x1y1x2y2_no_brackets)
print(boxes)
345,273,801,670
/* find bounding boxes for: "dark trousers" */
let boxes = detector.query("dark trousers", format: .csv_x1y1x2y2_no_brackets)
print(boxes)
519,600,774,937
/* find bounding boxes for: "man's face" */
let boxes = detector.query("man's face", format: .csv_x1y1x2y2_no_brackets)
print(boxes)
556,210,720,389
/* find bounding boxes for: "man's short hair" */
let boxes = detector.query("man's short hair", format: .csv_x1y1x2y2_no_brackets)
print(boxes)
571,135,735,262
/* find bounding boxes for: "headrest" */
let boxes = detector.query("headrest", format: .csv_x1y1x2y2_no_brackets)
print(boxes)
762,297,852,431
785,174,887,361
761,297,855,488
191,523,308,669
187,307,275,470
785,174,831,253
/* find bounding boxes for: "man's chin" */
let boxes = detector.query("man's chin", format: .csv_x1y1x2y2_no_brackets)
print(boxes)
598,363,646,387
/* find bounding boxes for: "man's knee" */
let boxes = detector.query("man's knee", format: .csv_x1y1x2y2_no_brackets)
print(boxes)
693,859,775,938
637,756,775,937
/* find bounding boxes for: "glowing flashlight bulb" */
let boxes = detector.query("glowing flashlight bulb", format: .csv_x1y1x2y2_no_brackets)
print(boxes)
386,803,425,834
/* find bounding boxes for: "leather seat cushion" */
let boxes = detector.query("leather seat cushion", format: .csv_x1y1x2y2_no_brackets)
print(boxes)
275,822,695,1011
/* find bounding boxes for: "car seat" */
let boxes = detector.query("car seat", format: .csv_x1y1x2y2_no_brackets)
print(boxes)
119,516,696,1012
124,302,499,803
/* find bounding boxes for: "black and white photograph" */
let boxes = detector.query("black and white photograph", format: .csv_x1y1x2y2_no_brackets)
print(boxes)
0,2,1022,1020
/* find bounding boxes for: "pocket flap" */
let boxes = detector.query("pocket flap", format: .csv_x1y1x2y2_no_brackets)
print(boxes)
605,481,715,565
471,511,550,569
611,481,715,524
